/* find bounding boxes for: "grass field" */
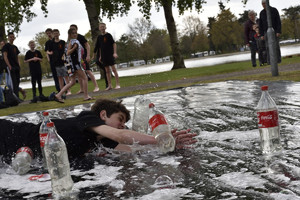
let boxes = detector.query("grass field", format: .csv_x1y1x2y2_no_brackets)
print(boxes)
1,55,300,116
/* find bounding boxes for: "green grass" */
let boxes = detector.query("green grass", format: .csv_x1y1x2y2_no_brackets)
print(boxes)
1,55,300,116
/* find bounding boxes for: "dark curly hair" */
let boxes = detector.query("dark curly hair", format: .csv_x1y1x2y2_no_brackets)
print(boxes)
91,98,130,122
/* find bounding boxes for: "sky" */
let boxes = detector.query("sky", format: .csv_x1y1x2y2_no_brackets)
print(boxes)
14,0,300,52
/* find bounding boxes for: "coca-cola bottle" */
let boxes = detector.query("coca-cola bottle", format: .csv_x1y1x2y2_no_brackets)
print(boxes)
44,122,74,197
132,96,151,134
12,147,34,175
148,103,175,153
39,111,51,169
256,85,282,154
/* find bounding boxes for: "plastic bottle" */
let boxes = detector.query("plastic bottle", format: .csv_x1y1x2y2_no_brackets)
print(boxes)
12,147,34,175
39,111,51,169
148,103,175,153
256,85,282,154
44,122,74,197
132,96,151,134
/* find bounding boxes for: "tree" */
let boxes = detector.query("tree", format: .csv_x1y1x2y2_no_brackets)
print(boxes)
210,8,243,53
128,18,154,44
117,34,139,64
282,5,300,42
147,29,170,59
181,15,208,55
0,0,48,41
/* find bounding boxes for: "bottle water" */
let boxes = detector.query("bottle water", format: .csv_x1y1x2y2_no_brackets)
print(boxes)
44,122,74,197
39,111,51,169
12,147,34,175
148,103,175,153
132,96,151,134
256,85,282,154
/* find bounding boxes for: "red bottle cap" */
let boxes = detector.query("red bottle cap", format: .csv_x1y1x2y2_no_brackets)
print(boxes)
149,103,155,108
47,122,54,127
261,85,268,91
43,112,49,116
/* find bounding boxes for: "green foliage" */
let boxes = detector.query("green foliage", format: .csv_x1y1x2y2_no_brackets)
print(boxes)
147,29,170,59
117,34,139,63
0,0,48,40
210,8,243,53
282,5,300,41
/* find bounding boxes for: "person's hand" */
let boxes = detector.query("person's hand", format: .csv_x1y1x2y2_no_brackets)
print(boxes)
246,43,250,47
47,51,53,55
99,57,101,63
171,129,198,150
86,55,91,63
113,53,118,59
261,36,264,40
276,33,281,37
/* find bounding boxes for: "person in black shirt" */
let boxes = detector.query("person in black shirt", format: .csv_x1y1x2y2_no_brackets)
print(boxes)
2,32,21,98
0,98,197,164
259,0,281,63
70,24,99,93
95,23,120,91
44,28,60,92
50,29,71,95
24,40,45,102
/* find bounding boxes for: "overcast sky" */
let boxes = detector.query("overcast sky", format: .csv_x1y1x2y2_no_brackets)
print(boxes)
15,0,299,52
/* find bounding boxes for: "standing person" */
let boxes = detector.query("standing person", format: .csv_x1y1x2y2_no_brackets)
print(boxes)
70,24,99,93
44,28,60,92
54,28,92,103
2,32,21,98
96,22,120,90
259,0,281,64
244,10,258,67
254,26,267,66
50,29,71,95
24,40,45,103
0,40,7,103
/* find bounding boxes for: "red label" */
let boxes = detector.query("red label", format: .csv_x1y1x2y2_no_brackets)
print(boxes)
16,147,34,158
149,114,168,131
40,133,48,147
257,110,279,128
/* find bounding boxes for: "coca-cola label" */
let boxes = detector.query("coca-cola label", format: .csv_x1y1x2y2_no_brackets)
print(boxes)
16,147,34,158
257,110,279,128
149,114,168,131
40,133,48,147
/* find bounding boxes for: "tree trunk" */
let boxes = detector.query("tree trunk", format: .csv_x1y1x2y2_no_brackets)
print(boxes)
162,1,185,70
83,0,100,46
0,14,5,42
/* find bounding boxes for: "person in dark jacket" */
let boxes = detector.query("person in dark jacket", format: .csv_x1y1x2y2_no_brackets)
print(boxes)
259,0,281,63
244,10,258,67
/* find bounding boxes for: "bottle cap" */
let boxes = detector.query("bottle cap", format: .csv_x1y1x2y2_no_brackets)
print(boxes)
43,112,49,116
149,103,155,108
47,122,54,127
261,85,268,91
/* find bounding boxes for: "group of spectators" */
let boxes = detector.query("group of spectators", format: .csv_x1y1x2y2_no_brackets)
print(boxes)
0,22,121,105
244,0,282,67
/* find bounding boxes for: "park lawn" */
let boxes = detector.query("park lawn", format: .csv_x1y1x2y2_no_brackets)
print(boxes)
1,55,300,116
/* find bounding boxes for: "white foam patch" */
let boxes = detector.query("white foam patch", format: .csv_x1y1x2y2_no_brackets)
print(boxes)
0,164,122,198
131,188,191,200
214,171,266,189
200,130,259,141
153,156,182,166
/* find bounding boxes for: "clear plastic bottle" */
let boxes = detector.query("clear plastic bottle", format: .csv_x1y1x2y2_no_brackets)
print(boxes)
39,111,51,169
44,122,74,197
256,85,282,154
148,103,175,153
12,147,34,175
132,96,151,134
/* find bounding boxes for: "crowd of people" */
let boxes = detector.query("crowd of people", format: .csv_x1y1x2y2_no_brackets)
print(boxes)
0,23,121,105
244,0,282,67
